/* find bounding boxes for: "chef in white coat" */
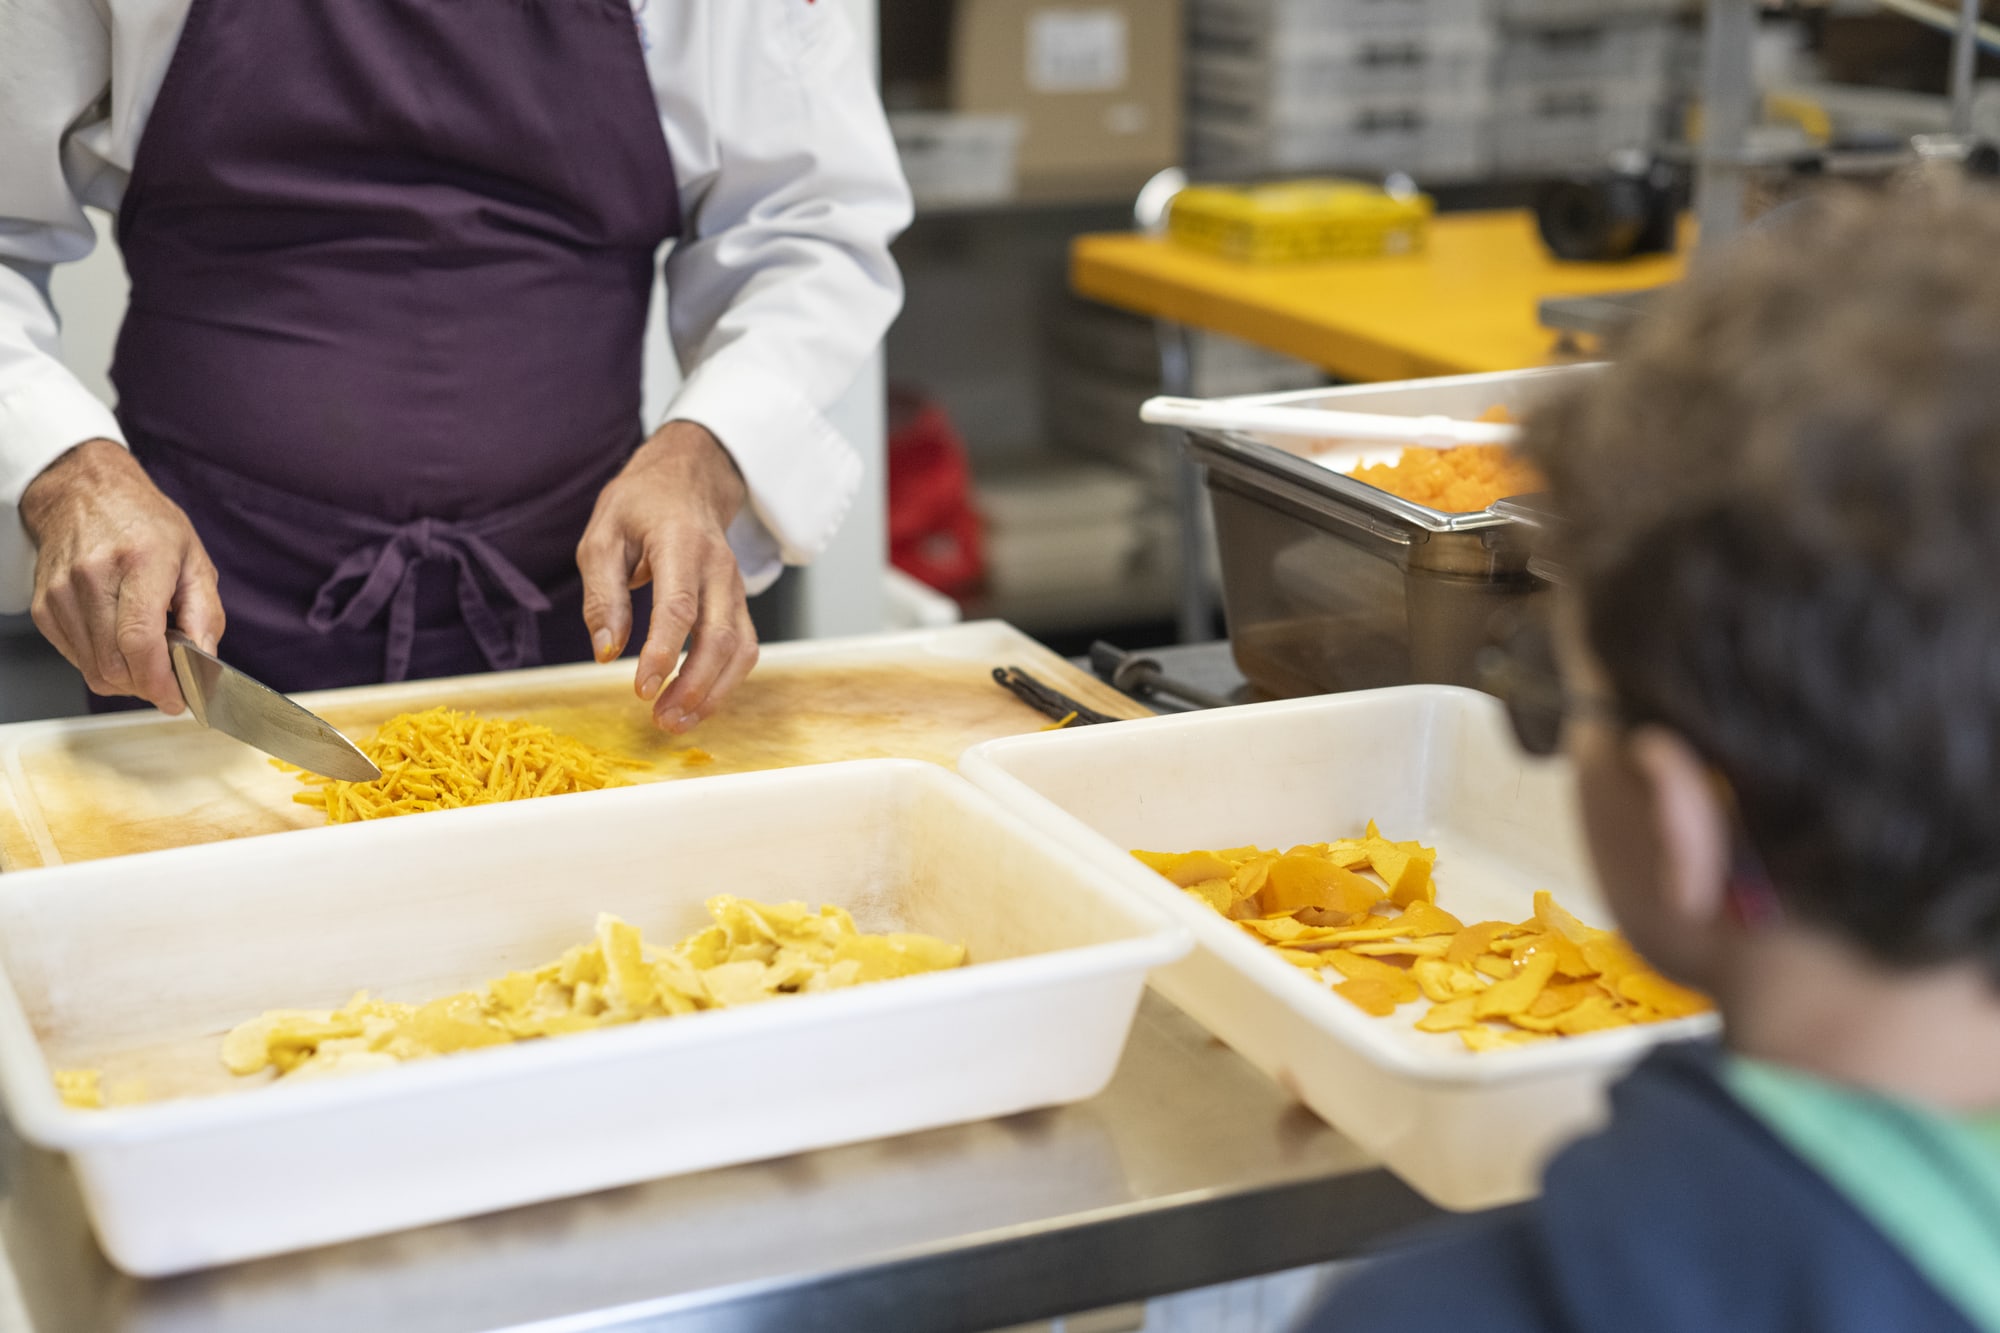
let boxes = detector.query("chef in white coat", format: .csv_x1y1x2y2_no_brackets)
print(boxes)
0,0,910,730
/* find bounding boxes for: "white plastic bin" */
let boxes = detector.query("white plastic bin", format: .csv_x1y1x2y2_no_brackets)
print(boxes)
1193,0,1492,41
1495,20,1674,89
889,112,1023,208
1192,27,1496,104
1493,0,1680,19
961,688,1718,1210
0,760,1188,1275
984,525,1148,597
977,464,1151,596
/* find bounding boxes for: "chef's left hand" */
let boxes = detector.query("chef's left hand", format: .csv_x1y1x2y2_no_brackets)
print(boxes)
577,421,757,733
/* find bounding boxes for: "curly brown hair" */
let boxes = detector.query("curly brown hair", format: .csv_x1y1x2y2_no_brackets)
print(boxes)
1523,184,2000,976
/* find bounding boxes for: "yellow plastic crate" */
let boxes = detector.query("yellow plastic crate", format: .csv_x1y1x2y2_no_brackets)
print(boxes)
1167,180,1434,264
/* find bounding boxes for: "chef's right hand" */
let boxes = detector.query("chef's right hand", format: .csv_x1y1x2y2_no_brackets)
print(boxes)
19,439,224,714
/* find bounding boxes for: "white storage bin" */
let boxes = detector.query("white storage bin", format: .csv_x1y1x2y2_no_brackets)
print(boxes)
1191,97,1493,181
1493,79,1663,173
0,761,1188,1275
977,461,1147,531
977,463,1151,596
1496,20,1674,89
985,524,1148,597
889,112,1023,209
1193,26,1496,104
1194,0,1492,42
1493,0,1681,20
961,688,1718,1211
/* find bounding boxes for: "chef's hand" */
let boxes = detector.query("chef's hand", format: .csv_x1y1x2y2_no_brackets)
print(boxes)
577,421,757,733
19,439,224,714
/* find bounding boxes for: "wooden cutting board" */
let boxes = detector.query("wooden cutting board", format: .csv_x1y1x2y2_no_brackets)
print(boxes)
0,622,1145,870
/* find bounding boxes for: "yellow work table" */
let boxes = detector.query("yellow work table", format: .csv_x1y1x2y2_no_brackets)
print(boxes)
1070,208,1688,383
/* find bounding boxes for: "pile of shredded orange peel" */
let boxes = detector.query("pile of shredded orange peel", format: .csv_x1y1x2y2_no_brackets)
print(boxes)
1135,824,1711,1051
1348,444,1545,513
281,706,643,823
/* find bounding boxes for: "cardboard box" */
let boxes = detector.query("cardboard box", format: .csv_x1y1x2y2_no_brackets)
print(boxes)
952,0,1182,202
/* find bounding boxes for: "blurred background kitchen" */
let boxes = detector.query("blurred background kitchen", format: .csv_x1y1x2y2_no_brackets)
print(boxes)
9,0,1997,725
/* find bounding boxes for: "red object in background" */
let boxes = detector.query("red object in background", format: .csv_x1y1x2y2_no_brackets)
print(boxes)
887,389,985,601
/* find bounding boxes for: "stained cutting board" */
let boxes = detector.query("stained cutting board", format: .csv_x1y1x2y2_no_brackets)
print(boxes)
0,622,1145,870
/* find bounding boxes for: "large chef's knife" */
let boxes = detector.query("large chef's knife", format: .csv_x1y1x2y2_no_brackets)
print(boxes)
166,631,382,782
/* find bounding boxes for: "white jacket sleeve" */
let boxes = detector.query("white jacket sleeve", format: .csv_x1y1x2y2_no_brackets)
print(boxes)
659,0,912,594
0,1,129,613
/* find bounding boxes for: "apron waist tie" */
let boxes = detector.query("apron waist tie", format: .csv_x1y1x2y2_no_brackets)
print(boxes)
132,440,629,687
306,517,553,683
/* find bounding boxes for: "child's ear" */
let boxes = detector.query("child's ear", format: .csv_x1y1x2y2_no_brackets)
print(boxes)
1626,727,1731,926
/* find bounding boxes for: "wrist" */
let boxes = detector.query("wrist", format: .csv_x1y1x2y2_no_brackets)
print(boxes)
20,439,131,542
640,420,747,525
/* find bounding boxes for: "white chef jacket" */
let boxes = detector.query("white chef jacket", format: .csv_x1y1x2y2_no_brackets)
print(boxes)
0,0,912,612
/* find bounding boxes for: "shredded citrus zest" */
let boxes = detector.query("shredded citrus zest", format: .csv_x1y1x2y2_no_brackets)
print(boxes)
1348,444,1545,513
281,706,641,823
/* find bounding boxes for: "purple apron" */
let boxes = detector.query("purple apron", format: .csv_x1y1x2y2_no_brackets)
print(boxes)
107,0,678,696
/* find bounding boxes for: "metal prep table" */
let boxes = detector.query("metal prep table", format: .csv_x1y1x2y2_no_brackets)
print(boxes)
0,991,1435,1333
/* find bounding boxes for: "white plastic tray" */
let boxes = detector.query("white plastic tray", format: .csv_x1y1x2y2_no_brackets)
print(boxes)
961,687,1718,1210
0,760,1188,1276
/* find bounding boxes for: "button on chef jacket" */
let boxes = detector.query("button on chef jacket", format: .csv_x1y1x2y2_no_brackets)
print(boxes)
0,0,912,677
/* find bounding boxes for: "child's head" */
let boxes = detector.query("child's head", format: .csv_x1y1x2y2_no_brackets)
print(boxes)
1521,185,2000,1006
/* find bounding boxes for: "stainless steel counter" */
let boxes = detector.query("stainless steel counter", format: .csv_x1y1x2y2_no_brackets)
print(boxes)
0,994,1434,1333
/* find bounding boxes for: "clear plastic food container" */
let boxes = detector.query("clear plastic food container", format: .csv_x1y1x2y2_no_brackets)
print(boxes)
1173,366,1593,699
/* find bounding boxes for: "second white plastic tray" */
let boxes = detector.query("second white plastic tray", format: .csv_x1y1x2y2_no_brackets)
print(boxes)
961,686,1717,1209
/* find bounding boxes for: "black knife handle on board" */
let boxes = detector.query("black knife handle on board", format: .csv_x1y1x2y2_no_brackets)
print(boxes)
992,667,1119,727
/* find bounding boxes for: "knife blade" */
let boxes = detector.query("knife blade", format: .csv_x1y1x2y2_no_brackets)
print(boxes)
166,631,382,782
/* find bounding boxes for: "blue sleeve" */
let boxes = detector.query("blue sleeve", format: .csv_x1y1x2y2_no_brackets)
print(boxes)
1291,1206,1571,1333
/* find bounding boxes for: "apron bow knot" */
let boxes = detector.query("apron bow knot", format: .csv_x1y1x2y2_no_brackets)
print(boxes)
307,517,552,682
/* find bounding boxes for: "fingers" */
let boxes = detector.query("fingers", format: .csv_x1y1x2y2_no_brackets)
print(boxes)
585,429,760,729
652,568,756,733
633,566,699,710
678,612,759,730
173,545,227,657
109,556,184,713
627,523,757,732
575,519,636,665
67,549,140,698
31,583,101,695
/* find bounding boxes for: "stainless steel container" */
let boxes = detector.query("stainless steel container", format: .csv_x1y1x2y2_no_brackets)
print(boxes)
1181,367,1593,698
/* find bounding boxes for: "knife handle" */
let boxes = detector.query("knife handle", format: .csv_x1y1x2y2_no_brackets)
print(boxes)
165,630,209,726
